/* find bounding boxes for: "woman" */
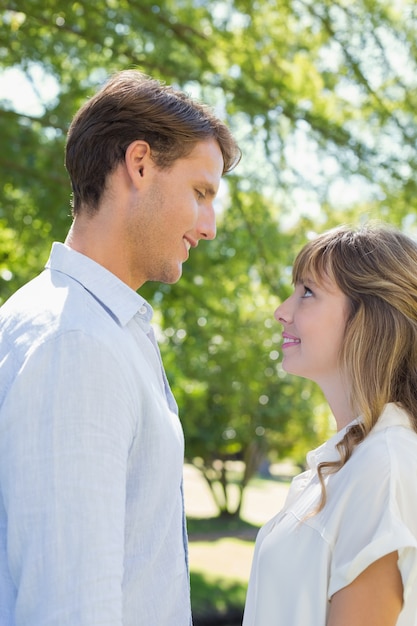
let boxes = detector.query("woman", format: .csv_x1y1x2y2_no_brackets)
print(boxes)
243,224,417,626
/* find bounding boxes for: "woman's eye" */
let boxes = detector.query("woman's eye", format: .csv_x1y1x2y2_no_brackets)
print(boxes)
196,189,205,200
302,286,313,298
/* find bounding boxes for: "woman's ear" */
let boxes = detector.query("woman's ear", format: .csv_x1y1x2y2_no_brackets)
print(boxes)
124,140,153,187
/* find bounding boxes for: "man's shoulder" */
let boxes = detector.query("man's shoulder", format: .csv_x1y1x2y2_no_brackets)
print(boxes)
0,269,139,409
0,267,122,360
2,269,78,333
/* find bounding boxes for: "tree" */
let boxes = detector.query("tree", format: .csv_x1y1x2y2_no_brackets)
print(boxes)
1,0,417,516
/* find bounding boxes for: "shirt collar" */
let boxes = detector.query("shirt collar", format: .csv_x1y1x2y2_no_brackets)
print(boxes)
306,402,413,471
306,420,355,471
45,242,153,328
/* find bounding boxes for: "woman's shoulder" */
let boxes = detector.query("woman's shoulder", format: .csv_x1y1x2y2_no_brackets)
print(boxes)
350,403,417,480
372,402,417,434
366,403,417,452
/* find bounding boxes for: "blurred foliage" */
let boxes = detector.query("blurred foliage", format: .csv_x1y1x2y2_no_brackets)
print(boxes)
190,571,245,625
1,0,417,515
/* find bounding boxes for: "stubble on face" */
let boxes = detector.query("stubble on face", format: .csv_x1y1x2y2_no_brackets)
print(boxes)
122,138,223,290
124,176,186,288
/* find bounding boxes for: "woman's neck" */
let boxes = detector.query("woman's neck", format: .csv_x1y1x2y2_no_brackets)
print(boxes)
320,375,354,431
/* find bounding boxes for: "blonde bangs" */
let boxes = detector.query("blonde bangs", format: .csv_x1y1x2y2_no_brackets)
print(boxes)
292,236,336,287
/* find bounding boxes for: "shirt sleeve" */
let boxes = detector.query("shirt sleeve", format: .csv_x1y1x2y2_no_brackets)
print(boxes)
0,331,137,625
328,428,417,601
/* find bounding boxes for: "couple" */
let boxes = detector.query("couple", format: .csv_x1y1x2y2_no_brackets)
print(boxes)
0,70,416,625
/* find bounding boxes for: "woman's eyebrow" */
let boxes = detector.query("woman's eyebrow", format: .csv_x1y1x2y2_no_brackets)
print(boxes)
301,276,318,287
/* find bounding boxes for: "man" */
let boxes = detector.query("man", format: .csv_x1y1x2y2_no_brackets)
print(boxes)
0,70,240,625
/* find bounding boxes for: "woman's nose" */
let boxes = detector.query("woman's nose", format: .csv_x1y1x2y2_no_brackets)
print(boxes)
274,296,292,324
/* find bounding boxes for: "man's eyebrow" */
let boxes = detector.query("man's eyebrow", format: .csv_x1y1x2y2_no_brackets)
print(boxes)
197,183,217,198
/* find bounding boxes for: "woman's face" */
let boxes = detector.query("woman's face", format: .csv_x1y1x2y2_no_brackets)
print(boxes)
274,275,350,389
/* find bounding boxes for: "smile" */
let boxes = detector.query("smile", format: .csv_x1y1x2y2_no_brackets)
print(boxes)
282,336,301,347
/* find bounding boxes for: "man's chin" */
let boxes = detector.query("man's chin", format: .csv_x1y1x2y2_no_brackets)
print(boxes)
153,264,183,285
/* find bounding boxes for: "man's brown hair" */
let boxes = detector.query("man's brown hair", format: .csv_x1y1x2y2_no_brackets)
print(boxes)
65,70,241,215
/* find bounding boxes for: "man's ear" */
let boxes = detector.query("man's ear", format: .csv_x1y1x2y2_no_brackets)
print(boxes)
125,140,153,186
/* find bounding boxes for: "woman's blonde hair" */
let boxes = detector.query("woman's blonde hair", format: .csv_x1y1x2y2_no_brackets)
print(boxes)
292,224,417,511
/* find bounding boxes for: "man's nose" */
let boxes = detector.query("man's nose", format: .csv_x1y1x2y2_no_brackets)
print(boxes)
198,202,216,240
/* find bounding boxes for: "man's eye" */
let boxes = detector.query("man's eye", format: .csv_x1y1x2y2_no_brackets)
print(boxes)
196,190,205,200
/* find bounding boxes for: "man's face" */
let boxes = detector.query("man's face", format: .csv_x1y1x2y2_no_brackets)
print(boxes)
125,138,224,288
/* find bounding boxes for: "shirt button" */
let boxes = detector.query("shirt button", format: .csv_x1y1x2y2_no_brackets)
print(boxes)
139,305,147,315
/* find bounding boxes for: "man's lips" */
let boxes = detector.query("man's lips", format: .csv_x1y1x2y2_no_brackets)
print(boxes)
183,236,197,252
182,236,197,261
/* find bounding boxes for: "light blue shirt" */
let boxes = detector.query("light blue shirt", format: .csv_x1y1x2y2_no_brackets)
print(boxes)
0,243,191,625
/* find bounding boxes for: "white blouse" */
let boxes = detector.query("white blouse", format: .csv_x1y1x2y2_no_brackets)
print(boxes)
243,403,417,626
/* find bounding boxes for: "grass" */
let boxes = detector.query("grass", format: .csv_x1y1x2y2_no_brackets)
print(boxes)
187,514,258,622
187,514,259,539
190,571,245,625
185,464,293,623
